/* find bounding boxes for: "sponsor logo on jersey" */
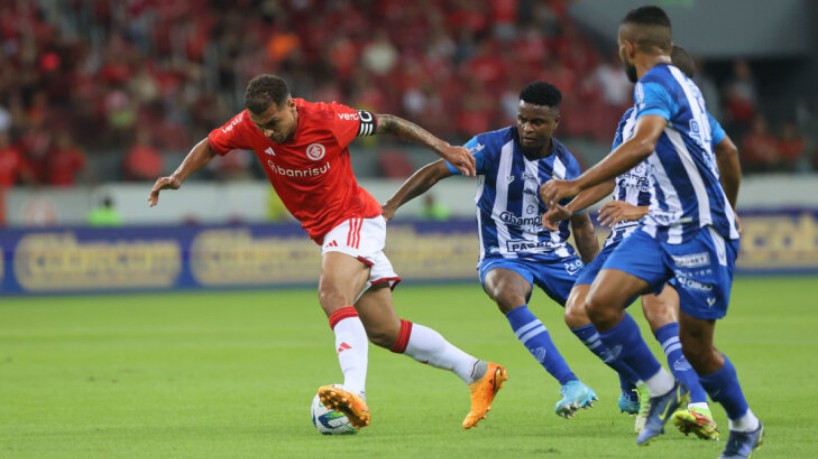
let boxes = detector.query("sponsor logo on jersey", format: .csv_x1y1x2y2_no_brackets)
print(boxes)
616,171,651,193
264,147,275,156
267,159,331,178
672,252,710,268
506,239,562,253
306,143,326,161
499,211,541,227
220,114,242,133
337,112,359,121
564,258,584,275
674,275,713,292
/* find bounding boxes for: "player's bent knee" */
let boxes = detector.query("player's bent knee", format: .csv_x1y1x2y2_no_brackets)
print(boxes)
564,299,590,329
585,296,620,330
318,288,354,311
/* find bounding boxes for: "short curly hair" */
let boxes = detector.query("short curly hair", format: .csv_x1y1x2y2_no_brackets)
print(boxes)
519,81,562,108
244,74,291,114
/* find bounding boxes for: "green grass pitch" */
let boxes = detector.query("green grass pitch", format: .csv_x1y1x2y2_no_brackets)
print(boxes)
2,276,816,458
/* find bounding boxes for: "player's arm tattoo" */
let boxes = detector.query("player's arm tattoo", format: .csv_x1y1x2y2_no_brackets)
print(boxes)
375,114,447,153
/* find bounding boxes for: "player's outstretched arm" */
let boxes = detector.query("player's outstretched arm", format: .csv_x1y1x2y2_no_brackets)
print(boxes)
375,113,475,176
714,134,741,210
569,212,600,264
382,160,453,221
540,115,666,206
148,138,217,207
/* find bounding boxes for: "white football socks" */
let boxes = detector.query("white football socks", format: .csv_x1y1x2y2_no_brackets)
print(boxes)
729,408,761,432
402,322,479,384
644,367,676,397
332,315,369,397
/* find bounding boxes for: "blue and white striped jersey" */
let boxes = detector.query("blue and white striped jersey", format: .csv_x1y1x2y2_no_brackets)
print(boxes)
447,126,582,261
633,63,738,244
605,105,728,247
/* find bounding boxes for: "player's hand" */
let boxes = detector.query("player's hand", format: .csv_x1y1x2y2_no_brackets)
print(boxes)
381,203,397,221
597,201,648,227
734,212,743,234
148,175,182,207
438,144,476,177
539,180,579,209
542,205,573,231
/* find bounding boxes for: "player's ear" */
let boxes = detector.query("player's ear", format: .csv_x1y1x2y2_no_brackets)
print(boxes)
624,40,637,60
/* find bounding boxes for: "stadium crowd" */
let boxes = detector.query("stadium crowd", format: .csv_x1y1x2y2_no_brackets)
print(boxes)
0,0,814,188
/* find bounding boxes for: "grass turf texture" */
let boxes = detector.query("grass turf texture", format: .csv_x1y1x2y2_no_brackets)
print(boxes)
1,276,816,458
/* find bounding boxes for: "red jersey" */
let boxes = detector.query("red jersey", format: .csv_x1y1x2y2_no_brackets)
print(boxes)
208,99,381,243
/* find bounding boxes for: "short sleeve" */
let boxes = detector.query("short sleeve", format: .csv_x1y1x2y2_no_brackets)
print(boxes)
208,112,247,155
708,112,726,146
634,81,674,121
327,103,377,148
446,136,487,175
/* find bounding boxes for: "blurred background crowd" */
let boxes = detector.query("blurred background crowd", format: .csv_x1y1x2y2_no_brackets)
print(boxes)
0,0,815,191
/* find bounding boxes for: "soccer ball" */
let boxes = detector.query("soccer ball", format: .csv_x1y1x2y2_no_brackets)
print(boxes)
311,387,358,435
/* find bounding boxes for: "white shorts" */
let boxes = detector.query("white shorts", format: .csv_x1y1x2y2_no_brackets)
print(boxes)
321,216,401,289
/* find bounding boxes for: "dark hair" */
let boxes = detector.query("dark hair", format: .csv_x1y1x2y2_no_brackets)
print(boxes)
671,45,696,78
621,5,672,53
519,81,562,108
622,5,671,29
244,75,291,114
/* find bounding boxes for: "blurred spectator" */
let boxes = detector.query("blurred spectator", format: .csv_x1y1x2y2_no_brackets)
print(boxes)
0,103,11,132
455,77,495,136
421,193,452,221
45,130,90,186
723,59,758,138
741,115,781,173
208,148,254,181
87,195,122,227
0,130,36,189
123,128,164,181
590,52,632,109
777,121,808,172
361,30,398,76
0,0,807,188
267,187,289,222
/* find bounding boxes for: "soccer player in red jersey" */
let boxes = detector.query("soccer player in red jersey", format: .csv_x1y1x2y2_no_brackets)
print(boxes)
148,74,507,430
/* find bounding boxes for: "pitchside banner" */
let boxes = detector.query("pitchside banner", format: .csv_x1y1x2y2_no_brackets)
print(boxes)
1,210,816,295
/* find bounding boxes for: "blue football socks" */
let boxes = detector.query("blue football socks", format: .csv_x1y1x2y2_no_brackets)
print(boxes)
698,355,751,421
654,322,708,405
507,305,576,385
571,323,640,392
598,313,663,382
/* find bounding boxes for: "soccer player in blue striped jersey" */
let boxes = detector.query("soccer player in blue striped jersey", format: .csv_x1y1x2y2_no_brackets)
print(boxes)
383,81,601,419
541,7,762,457
544,45,738,441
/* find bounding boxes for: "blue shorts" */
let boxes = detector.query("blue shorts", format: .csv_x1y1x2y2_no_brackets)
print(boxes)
602,227,739,320
575,242,619,286
478,254,584,306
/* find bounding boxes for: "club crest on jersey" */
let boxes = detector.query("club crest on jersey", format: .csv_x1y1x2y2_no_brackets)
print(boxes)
306,143,326,161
